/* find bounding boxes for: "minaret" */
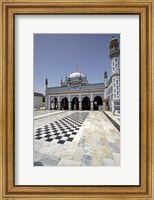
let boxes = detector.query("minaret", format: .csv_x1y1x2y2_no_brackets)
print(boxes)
45,78,48,90
45,78,48,109
103,70,108,111
65,75,67,83
104,70,108,88
109,36,120,113
104,70,108,98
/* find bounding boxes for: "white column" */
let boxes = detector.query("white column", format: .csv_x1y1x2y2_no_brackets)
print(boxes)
91,101,93,110
79,101,82,110
104,87,107,99
79,94,82,110
58,102,61,110
68,95,71,110
68,101,71,110
68,94,71,102
90,94,93,110
90,93,93,101
57,95,60,110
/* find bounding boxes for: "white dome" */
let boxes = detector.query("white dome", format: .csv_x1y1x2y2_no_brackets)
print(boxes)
69,72,85,79
110,36,118,42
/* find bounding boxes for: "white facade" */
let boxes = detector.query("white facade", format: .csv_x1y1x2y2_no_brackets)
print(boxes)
45,37,120,113
45,81,104,111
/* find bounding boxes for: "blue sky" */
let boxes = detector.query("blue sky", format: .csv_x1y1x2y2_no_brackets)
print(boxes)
34,34,120,94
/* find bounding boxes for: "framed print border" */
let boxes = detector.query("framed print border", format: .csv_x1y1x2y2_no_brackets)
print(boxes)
0,0,153,199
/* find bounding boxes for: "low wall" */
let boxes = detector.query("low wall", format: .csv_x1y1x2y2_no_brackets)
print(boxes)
103,111,120,132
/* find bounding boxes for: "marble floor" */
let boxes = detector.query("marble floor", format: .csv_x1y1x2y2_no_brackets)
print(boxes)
34,111,120,166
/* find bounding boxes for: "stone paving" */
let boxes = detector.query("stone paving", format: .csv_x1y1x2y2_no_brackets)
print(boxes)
34,110,66,120
34,111,120,166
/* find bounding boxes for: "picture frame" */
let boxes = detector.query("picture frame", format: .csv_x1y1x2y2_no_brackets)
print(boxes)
0,0,153,199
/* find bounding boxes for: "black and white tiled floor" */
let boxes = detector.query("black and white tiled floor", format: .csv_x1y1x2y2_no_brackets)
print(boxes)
34,111,120,166
34,112,89,145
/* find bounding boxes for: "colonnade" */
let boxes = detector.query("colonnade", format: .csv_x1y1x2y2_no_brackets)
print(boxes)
46,93,103,111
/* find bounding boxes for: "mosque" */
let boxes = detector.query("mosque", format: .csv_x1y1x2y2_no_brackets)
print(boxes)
45,36,120,113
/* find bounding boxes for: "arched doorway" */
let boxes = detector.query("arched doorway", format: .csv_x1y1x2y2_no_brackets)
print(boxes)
93,96,103,110
61,97,68,110
82,97,90,110
50,98,58,110
71,97,79,110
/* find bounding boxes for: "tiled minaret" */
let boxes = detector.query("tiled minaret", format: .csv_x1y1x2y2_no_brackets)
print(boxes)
109,36,120,113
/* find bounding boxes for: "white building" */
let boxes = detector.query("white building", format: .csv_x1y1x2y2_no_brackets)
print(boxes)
34,92,43,109
45,37,120,113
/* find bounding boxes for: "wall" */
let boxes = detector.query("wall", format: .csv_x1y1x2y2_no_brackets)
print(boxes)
34,96,43,108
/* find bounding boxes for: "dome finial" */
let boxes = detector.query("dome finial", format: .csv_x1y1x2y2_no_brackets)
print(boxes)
76,64,79,72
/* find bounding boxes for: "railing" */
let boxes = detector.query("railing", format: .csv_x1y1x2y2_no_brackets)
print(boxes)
109,49,120,58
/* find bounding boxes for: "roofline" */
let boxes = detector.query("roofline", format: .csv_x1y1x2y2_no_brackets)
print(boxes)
86,82,104,86
46,89,105,95
34,92,43,97
48,82,104,89
47,86,63,89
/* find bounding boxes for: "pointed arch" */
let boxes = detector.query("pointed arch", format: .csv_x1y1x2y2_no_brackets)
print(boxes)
61,97,68,110
82,96,90,110
93,96,103,110
71,97,79,110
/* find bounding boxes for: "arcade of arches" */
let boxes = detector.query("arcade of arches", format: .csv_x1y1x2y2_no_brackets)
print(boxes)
50,95,103,111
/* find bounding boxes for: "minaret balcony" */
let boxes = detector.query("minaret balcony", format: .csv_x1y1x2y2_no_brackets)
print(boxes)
109,49,120,59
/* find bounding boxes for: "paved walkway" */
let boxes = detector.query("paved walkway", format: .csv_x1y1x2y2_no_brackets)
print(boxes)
34,110,66,120
34,111,120,166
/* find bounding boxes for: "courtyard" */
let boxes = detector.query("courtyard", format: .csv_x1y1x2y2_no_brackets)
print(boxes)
34,110,120,166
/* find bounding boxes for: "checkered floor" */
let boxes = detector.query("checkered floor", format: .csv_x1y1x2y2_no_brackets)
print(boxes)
34,112,89,144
